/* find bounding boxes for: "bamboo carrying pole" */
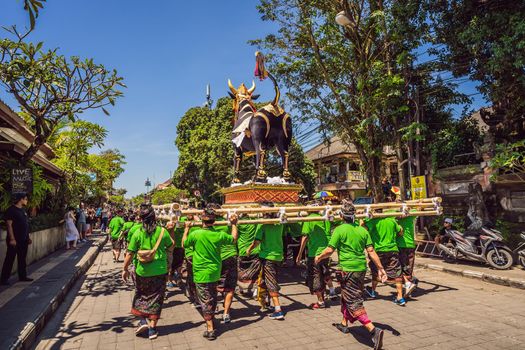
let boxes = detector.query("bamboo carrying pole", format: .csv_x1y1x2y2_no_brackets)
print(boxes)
153,197,442,215
152,197,443,227
155,210,441,227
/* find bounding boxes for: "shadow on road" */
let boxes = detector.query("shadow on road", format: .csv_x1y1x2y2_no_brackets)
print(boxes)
46,316,135,350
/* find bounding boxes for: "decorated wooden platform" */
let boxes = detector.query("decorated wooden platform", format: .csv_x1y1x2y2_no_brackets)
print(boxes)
220,183,304,206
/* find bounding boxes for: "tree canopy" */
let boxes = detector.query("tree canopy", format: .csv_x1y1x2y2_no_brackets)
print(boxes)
0,28,125,164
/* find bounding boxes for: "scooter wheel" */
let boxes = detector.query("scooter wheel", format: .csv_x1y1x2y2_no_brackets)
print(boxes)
486,249,513,270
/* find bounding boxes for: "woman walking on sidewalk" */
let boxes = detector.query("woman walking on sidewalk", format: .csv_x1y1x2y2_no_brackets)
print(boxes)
122,203,173,340
64,207,79,249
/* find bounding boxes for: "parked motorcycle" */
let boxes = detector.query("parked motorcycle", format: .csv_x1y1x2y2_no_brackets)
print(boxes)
438,226,514,270
514,233,525,268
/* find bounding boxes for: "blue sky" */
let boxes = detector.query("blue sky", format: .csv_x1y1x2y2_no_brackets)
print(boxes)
0,1,487,196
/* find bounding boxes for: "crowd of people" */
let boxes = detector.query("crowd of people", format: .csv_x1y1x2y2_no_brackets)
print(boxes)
109,199,420,350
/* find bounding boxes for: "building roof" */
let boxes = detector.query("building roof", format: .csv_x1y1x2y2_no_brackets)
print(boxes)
305,136,394,162
0,99,63,178
155,178,173,191
305,137,356,161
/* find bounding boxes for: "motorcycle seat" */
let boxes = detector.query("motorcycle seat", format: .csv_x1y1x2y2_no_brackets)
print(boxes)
463,230,480,238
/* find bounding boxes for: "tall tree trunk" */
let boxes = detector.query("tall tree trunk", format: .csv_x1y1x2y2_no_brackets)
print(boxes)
354,142,383,203
20,139,45,165
395,133,408,200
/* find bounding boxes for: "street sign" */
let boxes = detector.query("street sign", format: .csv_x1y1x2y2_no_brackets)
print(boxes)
11,167,33,195
411,175,427,199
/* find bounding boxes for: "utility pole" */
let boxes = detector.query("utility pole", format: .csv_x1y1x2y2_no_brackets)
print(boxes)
415,85,422,176
204,84,213,109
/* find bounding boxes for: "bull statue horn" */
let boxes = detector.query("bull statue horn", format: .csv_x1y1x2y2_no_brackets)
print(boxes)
248,80,256,94
228,79,237,94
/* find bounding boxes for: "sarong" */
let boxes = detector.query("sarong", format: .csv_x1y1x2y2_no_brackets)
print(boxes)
337,270,367,321
196,282,218,321
171,248,185,271
218,256,238,293
238,255,259,290
111,238,124,250
131,274,166,320
369,251,402,282
185,257,197,303
257,258,280,297
306,257,330,294
399,248,416,280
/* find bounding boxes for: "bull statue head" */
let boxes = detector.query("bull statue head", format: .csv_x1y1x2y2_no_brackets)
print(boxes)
227,79,260,112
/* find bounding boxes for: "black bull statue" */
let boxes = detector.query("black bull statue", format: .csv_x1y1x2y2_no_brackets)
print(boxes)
227,77,292,183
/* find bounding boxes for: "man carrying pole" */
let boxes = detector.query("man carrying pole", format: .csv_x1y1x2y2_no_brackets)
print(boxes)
365,213,405,306
246,202,286,320
297,210,331,309
315,200,387,350
182,205,238,341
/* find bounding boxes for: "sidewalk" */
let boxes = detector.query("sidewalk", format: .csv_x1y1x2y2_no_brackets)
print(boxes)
415,255,525,289
0,234,107,350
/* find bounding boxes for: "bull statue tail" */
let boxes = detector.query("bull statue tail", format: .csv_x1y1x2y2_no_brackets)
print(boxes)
255,51,281,107
268,73,280,107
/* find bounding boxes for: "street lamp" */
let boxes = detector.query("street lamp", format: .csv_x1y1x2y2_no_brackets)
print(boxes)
145,177,151,193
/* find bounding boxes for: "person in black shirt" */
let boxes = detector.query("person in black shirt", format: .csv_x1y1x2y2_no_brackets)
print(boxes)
1,193,33,285
435,218,455,246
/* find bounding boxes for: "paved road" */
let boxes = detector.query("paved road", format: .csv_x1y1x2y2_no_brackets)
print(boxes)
35,244,525,350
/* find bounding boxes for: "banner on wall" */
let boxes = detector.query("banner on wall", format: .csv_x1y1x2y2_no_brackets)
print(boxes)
410,175,427,200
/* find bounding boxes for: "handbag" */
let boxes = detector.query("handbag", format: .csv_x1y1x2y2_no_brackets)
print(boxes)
137,228,165,263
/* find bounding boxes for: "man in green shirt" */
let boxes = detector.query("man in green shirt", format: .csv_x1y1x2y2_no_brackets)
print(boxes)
397,214,418,297
167,216,186,289
214,208,238,324
246,202,286,320
121,214,136,250
237,214,260,296
182,213,200,307
126,216,142,286
122,203,174,340
297,212,331,309
183,205,238,341
365,215,405,306
315,201,386,350
109,209,125,262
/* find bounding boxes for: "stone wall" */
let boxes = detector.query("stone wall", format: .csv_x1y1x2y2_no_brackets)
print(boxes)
0,226,65,276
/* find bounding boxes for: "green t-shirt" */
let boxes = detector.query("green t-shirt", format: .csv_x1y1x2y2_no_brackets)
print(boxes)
184,226,200,258
122,221,134,236
397,216,416,249
184,227,234,283
216,225,237,261
237,218,259,257
172,217,187,248
329,223,373,272
109,216,125,240
365,217,402,252
255,224,284,262
285,223,303,238
126,222,142,265
302,213,330,257
126,222,142,242
127,226,173,277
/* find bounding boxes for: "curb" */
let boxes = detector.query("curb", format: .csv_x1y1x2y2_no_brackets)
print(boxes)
415,261,525,290
10,235,108,350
